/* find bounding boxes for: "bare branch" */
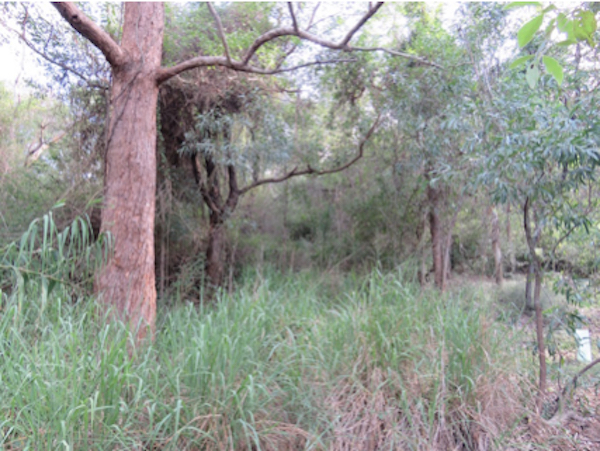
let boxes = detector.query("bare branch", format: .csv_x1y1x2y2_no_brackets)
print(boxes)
156,57,356,84
207,3,232,65
352,46,444,69
339,2,384,47
242,3,383,65
191,155,222,215
238,114,381,195
51,2,126,67
224,164,240,213
308,3,321,29
288,3,298,32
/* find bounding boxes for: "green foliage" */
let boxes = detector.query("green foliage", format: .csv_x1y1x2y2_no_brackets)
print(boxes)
517,14,544,48
509,3,598,87
163,3,284,67
0,270,546,449
0,206,111,303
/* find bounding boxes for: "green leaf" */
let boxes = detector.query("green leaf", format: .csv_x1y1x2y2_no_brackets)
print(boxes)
518,14,545,48
542,56,564,86
504,2,541,9
578,10,597,35
556,38,577,46
557,13,569,32
510,55,534,69
526,62,540,88
545,18,557,38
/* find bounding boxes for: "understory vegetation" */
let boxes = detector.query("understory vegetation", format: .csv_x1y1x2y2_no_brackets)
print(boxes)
1,269,582,450
2,2,600,450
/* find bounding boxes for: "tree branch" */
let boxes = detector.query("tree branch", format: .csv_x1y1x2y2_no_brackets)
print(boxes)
288,3,299,33
156,57,356,83
191,155,222,215
51,2,126,68
238,114,381,195
0,9,108,90
207,3,232,65
339,2,384,47
156,2,441,84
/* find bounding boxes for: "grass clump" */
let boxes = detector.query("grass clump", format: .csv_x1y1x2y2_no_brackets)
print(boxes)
0,269,555,450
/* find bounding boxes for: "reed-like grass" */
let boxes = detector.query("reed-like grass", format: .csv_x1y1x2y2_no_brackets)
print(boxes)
0,269,577,450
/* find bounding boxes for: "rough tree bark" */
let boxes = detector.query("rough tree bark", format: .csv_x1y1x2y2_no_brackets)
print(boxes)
54,2,163,340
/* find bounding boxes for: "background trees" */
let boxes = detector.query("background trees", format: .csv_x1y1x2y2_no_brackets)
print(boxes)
1,3,600,421
35,1,393,339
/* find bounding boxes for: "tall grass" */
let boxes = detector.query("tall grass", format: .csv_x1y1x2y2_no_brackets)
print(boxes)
0,268,573,450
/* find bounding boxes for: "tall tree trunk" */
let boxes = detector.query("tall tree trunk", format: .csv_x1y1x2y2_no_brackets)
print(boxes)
491,206,503,285
95,4,164,341
428,185,444,290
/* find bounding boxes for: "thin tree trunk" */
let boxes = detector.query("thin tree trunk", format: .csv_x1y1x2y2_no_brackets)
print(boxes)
441,196,464,288
524,197,547,408
525,262,534,310
491,206,503,285
478,206,490,276
442,233,452,288
428,185,444,290
506,203,516,273
206,217,226,289
533,264,546,405
417,211,427,287
95,4,163,341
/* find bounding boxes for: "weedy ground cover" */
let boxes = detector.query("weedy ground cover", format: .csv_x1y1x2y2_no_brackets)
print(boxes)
0,269,589,450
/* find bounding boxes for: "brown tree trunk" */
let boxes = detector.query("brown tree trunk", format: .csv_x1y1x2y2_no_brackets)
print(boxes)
428,185,444,291
206,217,226,288
525,262,534,310
491,206,503,285
95,4,164,341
